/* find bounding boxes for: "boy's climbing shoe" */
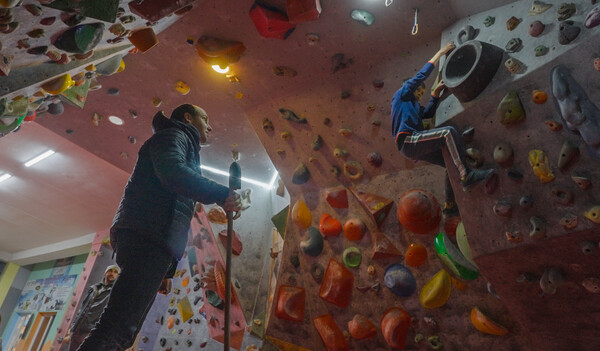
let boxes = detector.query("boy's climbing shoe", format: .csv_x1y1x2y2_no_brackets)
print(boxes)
461,169,495,191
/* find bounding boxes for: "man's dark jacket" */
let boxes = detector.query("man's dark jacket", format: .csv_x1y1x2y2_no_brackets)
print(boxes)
70,282,113,334
111,111,229,260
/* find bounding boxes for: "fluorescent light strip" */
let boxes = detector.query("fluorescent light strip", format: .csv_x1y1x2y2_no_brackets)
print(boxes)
24,150,55,167
200,165,275,190
0,173,12,183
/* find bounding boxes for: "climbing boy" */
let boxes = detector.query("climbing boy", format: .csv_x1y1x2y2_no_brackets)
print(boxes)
391,41,495,195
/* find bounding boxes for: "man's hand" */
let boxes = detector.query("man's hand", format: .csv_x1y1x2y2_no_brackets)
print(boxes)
158,278,172,295
63,330,71,343
222,193,242,219
433,79,447,97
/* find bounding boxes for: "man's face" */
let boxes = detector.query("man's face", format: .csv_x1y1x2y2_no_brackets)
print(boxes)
186,107,212,144
104,268,119,284
414,86,425,101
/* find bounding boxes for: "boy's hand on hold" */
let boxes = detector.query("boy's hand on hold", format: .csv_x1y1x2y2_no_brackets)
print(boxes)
441,41,455,55
434,79,447,96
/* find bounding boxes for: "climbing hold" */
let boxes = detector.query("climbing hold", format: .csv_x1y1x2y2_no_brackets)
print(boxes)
371,231,402,260
278,108,307,124
506,16,521,30
560,213,578,229
558,20,580,44
571,172,591,189
405,243,427,267
470,307,509,335
47,101,64,115
27,28,45,38
272,66,297,77
381,307,411,349
27,46,48,55
91,113,102,126
338,127,352,137
319,258,354,308
397,189,440,234
330,165,340,176
218,229,243,255
558,140,579,171
343,161,363,180
435,233,479,280
292,162,310,184
25,4,42,16
519,194,534,209
365,152,382,168
175,81,190,95
206,289,224,309
582,277,600,293
529,1,552,15
348,314,376,340
54,23,104,54
343,218,366,241
151,97,162,107
319,214,342,237
529,150,554,183
540,267,565,294
505,230,523,243
584,206,600,224
287,0,322,23
504,58,521,75
333,147,348,159
331,53,353,73
529,216,547,239
311,262,324,283
420,270,452,309
96,55,124,76
505,38,522,53
595,58,600,71
306,33,319,45
497,91,525,125
585,6,600,28
128,27,159,53
535,45,549,57
532,90,547,104
109,23,126,36
326,187,348,208
550,185,573,205
291,200,311,229
581,240,596,254
384,263,416,297
484,16,495,27
350,9,374,26
483,173,498,195
249,1,296,40
300,227,323,257
42,74,75,95
557,3,576,21
17,38,30,49
428,336,444,350
107,88,121,96
262,118,273,132
349,187,393,228
493,200,512,218
493,141,513,166
372,79,384,89
528,21,545,37
342,247,362,268
313,314,348,351
456,24,476,45
275,285,305,322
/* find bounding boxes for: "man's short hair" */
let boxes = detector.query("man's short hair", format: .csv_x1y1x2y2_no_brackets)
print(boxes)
171,104,198,122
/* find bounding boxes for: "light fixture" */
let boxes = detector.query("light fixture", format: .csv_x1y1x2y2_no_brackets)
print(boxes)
0,173,12,183
108,116,124,125
24,150,55,167
200,165,277,190
196,36,246,71
212,65,230,74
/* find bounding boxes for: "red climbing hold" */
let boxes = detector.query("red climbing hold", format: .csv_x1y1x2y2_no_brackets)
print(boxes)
286,0,321,24
249,1,296,40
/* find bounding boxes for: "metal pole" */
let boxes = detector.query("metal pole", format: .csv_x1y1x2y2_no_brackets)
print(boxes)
224,161,241,351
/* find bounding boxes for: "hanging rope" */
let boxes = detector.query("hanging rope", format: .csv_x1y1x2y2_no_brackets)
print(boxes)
412,8,419,35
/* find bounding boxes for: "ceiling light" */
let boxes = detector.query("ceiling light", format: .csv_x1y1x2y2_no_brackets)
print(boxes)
0,173,12,183
108,116,124,125
212,65,230,74
24,150,55,167
200,165,276,190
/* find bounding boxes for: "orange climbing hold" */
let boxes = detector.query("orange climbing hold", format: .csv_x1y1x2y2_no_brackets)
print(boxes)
470,307,509,336
181,276,190,287
343,218,366,241
397,189,441,234
348,314,377,340
319,258,354,308
405,243,427,267
292,199,312,229
381,307,411,349
319,214,342,237
313,314,349,351
275,285,305,322
167,315,175,329
532,89,547,104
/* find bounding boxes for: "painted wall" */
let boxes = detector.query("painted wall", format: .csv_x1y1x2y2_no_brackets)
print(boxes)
1,254,87,350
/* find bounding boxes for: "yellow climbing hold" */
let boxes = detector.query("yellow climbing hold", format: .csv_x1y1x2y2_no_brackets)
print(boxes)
470,306,509,336
584,206,600,224
235,92,243,99
177,296,193,323
117,59,125,73
291,199,311,229
528,149,554,183
419,270,452,309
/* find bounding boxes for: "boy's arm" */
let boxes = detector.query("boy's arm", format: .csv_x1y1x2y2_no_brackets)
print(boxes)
423,79,446,119
399,41,455,99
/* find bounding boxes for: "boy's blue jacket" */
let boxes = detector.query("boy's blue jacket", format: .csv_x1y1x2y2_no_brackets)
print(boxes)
391,61,440,148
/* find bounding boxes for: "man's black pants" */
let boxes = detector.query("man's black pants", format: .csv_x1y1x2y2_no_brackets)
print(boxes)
77,229,174,351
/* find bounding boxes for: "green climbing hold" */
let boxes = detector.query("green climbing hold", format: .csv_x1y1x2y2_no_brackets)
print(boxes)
43,0,120,23
205,289,224,310
271,205,289,238
497,91,525,126
351,9,374,26
53,23,105,54
342,247,362,268
434,233,479,280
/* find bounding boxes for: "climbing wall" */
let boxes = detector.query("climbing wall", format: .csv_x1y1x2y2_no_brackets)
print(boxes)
434,1,600,350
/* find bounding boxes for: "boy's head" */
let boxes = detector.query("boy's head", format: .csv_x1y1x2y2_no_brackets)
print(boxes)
403,79,426,101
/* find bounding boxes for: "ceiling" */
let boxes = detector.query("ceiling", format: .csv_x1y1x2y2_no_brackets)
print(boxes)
0,0,517,264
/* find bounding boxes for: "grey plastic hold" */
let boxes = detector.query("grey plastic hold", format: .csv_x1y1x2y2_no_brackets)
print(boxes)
457,25,476,45
558,21,580,45
550,185,573,205
493,141,513,166
493,200,512,218
466,148,484,168
540,267,565,294
300,227,324,257
505,38,522,53
529,216,546,240
558,140,579,170
519,194,534,209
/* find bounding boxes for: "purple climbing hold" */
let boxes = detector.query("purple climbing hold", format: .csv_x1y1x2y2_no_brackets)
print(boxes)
585,6,600,28
367,152,382,167
528,21,545,37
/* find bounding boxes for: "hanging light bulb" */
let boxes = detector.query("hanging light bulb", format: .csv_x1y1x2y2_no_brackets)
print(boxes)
212,65,230,74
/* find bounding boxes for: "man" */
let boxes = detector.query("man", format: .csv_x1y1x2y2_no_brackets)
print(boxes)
65,265,120,351
77,104,242,350
391,41,495,193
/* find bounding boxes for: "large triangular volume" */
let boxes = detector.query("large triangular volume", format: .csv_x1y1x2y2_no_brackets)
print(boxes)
349,187,394,228
271,205,290,239
371,231,402,260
